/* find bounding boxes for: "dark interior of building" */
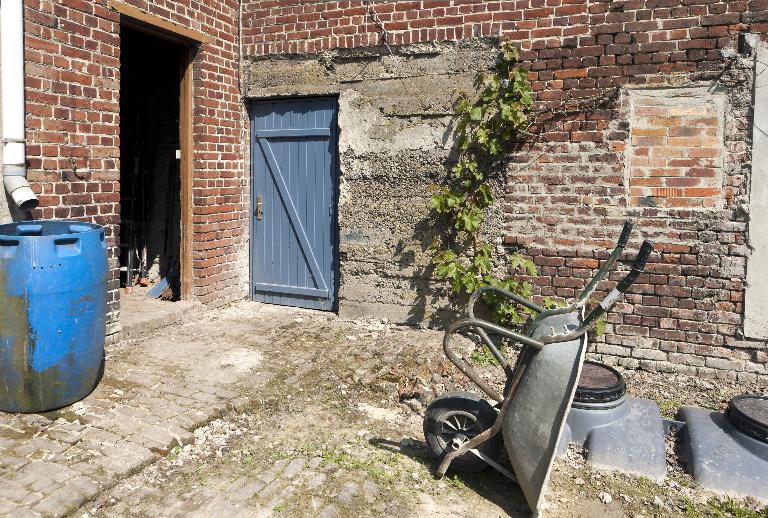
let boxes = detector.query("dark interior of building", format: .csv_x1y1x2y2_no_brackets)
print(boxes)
119,26,182,299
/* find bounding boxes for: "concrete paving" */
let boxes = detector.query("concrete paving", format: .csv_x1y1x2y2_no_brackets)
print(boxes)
0,307,252,517
0,302,521,518
4,302,768,518
117,289,203,341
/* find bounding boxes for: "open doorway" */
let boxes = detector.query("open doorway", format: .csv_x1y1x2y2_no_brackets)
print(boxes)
119,26,183,300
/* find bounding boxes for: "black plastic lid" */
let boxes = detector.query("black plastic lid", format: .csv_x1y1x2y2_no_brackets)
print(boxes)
574,361,626,404
726,395,768,444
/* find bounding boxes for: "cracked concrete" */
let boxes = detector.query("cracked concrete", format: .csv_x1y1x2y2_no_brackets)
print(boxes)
245,39,504,325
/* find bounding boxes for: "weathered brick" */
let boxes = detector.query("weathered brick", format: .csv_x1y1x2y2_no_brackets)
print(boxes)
668,353,706,367
632,348,668,361
19,0,768,376
24,0,248,330
595,344,631,357
704,357,745,370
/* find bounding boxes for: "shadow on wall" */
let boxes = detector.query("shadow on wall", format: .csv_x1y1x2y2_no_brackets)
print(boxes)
395,219,446,327
393,119,458,328
399,106,523,329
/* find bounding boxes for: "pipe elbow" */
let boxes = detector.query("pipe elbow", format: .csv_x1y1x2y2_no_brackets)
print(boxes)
3,173,39,211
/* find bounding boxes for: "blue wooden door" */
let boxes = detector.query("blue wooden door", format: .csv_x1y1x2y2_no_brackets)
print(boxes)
250,97,338,310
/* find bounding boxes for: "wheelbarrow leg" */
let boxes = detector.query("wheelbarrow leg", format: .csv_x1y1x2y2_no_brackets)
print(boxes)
468,448,518,483
435,363,528,478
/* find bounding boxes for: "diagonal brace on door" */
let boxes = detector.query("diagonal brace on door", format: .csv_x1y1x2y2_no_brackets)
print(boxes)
256,137,329,292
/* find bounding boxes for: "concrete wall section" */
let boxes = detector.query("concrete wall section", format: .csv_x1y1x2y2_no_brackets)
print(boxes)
245,40,501,323
746,45,768,340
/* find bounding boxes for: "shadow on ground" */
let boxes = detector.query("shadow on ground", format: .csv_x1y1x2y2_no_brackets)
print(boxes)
370,437,531,517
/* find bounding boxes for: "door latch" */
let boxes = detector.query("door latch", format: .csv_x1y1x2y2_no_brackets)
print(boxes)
256,195,263,221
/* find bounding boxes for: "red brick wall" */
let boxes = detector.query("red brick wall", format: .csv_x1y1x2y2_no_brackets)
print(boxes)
242,0,525,56
498,0,762,379
23,0,248,330
241,1,763,59
19,0,768,374
240,0,768,377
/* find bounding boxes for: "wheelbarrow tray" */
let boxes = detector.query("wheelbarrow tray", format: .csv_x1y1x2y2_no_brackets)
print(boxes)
502,311,587,514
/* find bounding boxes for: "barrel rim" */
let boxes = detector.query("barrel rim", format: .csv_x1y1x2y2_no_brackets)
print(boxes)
0,220,104,239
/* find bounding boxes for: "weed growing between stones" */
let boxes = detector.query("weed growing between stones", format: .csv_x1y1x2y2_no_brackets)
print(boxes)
684,497,768,518
657,398,685,419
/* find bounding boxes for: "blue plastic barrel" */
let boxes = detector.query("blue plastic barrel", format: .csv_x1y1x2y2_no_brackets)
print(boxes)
0,221,107,413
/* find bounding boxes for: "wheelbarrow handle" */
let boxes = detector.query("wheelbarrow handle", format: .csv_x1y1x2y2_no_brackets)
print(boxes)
526,220,634,332
633,239,654,269
579,239,654,332
453,228,649,371
467,286,544,316
575,219,634,305
537,239,654,345
618,219,634,248
465,287,544,370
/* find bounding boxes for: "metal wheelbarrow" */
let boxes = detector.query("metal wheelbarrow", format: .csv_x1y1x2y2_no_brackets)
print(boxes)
423,221,653,515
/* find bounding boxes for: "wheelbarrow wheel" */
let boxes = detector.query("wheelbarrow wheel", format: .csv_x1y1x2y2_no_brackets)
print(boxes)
423,391,502,473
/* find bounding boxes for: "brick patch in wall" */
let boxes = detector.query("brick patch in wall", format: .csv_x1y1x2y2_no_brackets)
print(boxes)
626,88,726,210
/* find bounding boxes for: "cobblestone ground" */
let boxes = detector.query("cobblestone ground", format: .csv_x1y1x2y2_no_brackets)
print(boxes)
3,302,767,518
0,302,525,518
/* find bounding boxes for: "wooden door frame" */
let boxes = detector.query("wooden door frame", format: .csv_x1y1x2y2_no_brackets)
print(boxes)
109,0,209,300
178,48,194,301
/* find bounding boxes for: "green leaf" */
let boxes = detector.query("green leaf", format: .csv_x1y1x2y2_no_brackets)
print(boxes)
502,41,519,62
429,40,535,328
487,138,500,155
456,96,470,115
473,250,491,274
477,184,494,206
594,318,606,337
476,127,488,145
455,208,480,232
430,195,446,212
461,271,482,294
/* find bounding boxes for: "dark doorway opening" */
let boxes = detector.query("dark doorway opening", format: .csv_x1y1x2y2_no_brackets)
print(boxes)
119,26,182,300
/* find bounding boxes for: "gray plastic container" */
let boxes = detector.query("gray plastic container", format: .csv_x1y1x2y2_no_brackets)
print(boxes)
679,404,768,501
558,395,667,480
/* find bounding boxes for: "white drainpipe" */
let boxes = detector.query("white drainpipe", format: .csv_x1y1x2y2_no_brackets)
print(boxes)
0,0,39,211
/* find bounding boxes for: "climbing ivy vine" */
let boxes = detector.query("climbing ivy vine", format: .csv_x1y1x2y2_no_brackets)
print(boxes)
429,41,537,326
